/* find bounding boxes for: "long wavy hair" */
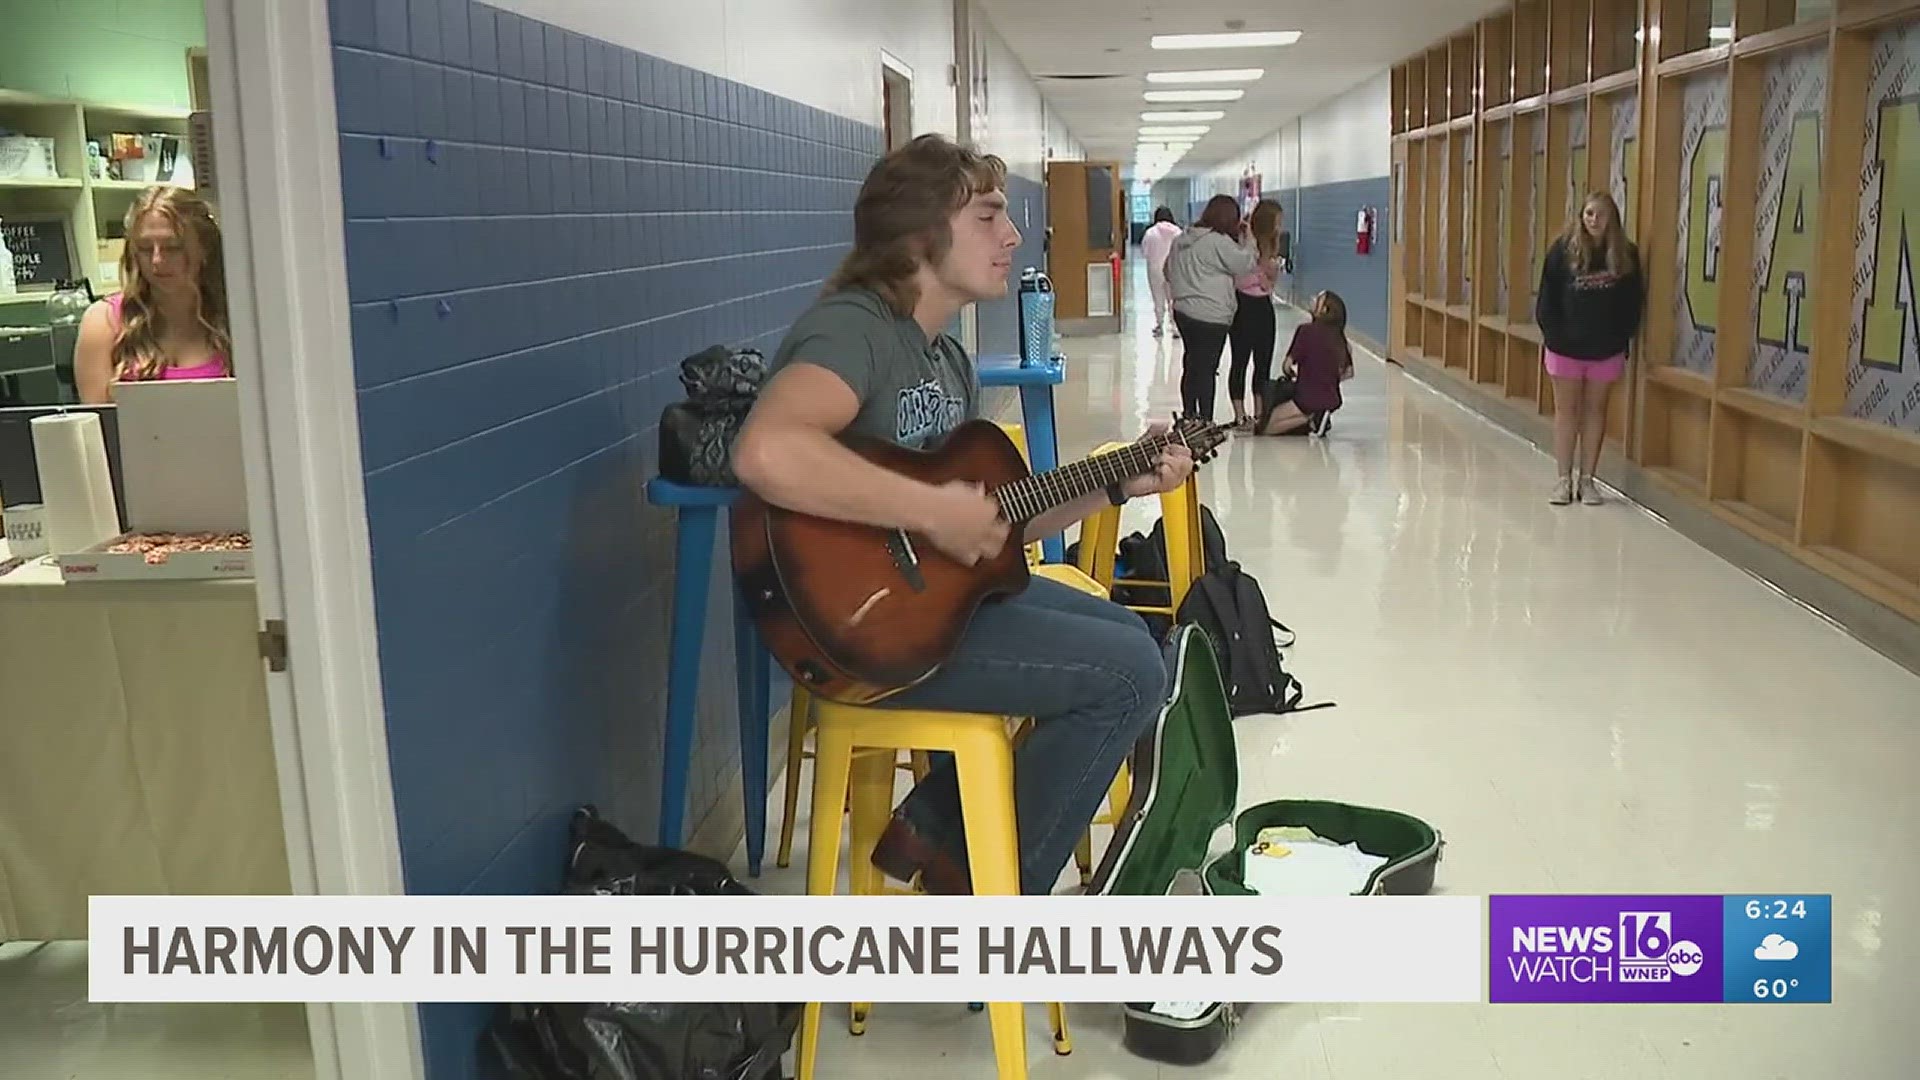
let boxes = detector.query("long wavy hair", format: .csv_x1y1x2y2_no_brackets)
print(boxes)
1311,289,1354,369
1559,191,1634,277
1248,198,1283,262
113,185,231,381
824,134,1009,317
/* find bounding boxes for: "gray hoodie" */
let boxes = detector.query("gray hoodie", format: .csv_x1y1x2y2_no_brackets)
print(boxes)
1164,226,1258,325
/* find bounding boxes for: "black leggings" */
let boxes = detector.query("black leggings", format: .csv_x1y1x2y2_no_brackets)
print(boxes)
1227,291,1276,408
1172,311,1231,421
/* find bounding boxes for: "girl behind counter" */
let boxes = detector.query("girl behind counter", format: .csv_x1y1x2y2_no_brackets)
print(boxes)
74,186,231,404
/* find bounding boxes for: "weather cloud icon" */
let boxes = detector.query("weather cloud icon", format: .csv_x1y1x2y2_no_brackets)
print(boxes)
1755,934,1800,961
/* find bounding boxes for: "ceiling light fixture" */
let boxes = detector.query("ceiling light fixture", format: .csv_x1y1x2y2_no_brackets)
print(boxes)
1144,89,1245,103
1151,31,1301,50
1141,110,1225,122
1139,125,1210,136
1145,68,1264,84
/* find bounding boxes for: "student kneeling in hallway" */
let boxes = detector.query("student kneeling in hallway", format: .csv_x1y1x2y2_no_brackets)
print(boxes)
1253,291,1355,437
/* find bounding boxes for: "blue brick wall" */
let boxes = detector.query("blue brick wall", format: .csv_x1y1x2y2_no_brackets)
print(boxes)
1179,182,1389,349
324,1,878,1076
1287,176,1390,350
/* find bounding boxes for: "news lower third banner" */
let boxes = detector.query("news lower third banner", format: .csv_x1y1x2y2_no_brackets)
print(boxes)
87,893,1832,1005
92,895,1481,1004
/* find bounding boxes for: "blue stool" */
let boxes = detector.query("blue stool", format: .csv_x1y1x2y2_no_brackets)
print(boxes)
643,477,773,876
976,353,1068,562
645,351,1064,875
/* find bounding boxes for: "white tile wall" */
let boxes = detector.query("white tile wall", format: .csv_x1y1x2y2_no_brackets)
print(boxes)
974,9,1083,181
1193,70,1393,200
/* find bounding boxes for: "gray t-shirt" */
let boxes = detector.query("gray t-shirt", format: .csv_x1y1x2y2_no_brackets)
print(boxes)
770,287,979,449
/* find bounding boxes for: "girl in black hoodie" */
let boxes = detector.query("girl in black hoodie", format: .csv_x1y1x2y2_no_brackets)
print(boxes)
1535,191,1644,505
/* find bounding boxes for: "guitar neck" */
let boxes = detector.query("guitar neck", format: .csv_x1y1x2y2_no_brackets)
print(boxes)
995,437,1170,524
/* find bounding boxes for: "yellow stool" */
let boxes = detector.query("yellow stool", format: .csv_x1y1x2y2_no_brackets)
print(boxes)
1074,442,1207,619
773,568,1128,879
797,701,1071,1080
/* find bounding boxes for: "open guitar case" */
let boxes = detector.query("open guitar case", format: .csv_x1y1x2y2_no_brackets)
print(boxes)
1094,624,1446,1066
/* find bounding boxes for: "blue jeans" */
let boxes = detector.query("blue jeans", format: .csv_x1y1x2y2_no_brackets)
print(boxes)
877,576,1167,894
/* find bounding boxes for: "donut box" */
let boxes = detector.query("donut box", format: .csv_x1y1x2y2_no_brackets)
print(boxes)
55,378,255,582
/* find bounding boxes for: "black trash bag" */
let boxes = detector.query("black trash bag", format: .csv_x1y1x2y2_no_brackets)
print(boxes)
482,807,799,1080
657,345,770,487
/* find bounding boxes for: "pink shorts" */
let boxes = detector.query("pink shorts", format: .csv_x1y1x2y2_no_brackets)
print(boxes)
1543,348,1626,382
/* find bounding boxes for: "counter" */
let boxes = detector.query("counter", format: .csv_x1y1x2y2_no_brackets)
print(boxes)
0,550,292,941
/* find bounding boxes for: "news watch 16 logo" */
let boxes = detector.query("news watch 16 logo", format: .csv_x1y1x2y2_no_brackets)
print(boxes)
1490,895,1724,1003
1617,911,1704,979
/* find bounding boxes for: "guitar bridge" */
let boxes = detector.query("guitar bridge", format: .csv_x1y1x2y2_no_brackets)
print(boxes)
886,530,927,592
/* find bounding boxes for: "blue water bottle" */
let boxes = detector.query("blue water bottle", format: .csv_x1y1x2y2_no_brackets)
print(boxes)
1017,268,1054,368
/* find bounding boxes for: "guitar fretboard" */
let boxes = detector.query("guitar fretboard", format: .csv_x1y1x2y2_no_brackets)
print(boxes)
994,436,1174,524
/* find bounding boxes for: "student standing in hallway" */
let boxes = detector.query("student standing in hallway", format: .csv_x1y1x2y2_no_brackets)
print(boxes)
1535,191,1643,505
730,135,1194,897
1140,207,1182,337
1226,199,1283,426
1166,194,1259,422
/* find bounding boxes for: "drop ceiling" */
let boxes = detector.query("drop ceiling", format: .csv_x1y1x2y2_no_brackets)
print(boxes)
974,0,1508,179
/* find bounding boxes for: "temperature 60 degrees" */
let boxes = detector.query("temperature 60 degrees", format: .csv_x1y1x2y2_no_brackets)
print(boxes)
1754,978,1801,999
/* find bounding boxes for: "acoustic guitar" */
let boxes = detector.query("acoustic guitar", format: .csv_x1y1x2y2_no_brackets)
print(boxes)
731,416,1228,705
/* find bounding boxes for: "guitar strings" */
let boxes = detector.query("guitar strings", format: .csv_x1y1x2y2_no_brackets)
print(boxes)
992,425,1206,523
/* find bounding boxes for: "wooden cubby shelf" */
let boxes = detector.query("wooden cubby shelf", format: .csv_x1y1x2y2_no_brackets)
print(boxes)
1388,0,1920,624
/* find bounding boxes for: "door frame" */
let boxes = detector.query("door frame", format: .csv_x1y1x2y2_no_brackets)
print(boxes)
205,1,419,1078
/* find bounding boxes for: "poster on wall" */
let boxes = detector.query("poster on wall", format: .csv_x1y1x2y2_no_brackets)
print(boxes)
1847,23,1920,434
1461,133,1475,301
1437,141,1450,301
1566,104,1590,225
1672,71,1729,376
1393,161,1405,246
1609,92,1640,240
1498,122,1512,318
1748,45,1827,404
1528,118,1545,320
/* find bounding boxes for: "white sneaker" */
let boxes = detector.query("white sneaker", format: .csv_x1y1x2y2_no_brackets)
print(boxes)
1549,476,1573,505
1579,477,1604,505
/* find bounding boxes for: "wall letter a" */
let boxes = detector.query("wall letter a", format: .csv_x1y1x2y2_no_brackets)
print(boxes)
1756,113,1822,353
1864,99,1920,372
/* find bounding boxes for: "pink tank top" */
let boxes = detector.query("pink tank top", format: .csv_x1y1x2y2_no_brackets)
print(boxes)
107,293,229,379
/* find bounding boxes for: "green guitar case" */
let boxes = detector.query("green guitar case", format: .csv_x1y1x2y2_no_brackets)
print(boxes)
1094,623,1445,1066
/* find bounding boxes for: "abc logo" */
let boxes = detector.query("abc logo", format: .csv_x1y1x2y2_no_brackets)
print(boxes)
1666,941,1704,977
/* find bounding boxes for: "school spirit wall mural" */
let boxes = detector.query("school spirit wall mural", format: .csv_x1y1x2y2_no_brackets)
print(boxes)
1748,44,1827,404
1848,22,1920,435
1674,71,1729,377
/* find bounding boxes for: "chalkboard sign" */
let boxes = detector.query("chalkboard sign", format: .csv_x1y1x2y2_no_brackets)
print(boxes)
2,216,75,289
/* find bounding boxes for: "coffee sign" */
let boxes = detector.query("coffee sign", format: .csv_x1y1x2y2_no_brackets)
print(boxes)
2,217,75,288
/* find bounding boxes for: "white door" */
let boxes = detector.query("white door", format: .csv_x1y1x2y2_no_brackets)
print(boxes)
202,1,419,1078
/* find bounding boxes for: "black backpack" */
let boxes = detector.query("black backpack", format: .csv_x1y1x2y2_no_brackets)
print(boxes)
1084,505,1230,620
1125,504,1228,583
1175,561,1332,718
